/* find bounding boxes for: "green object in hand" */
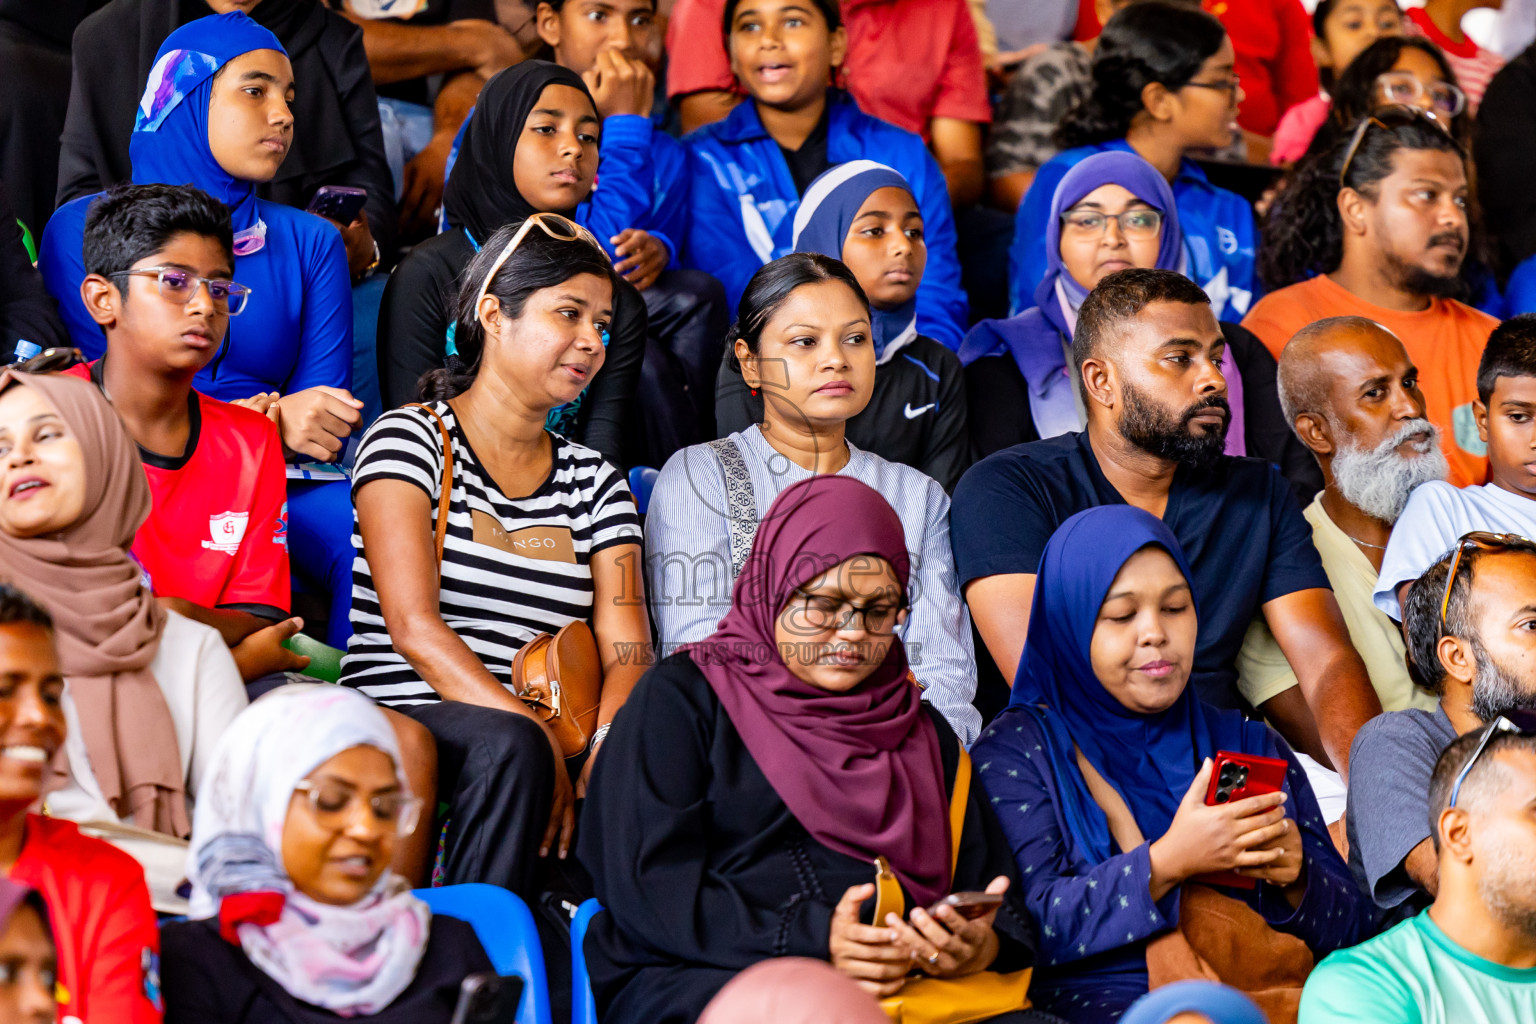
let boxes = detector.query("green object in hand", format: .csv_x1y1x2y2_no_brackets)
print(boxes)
281,633,344,683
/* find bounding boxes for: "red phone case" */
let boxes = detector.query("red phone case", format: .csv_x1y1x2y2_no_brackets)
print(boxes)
1194,750,1289,891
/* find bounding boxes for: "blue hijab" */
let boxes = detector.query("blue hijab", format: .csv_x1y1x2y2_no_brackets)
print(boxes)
792,161,917,361
1011,506,1272,864
130,12,286,249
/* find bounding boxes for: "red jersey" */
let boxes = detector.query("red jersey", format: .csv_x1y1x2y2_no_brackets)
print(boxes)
10,815,162,1024
68,361,290,618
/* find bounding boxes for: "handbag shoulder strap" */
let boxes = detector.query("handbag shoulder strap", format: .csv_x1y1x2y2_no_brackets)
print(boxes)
404,402,453,572
705,437,758,580
950,749,971,877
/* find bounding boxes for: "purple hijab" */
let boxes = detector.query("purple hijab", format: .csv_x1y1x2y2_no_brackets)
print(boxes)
684,477,951,907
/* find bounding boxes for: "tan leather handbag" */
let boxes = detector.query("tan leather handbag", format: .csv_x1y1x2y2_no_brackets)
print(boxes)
407,403,604,759
1074,747,1312,1024
867,749,1034,1024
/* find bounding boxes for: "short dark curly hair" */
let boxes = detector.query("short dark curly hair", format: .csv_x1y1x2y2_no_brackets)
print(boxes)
1072,268,1211,397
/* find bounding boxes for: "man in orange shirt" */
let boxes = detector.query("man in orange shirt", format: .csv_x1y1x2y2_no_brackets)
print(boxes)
1245,109,1493,487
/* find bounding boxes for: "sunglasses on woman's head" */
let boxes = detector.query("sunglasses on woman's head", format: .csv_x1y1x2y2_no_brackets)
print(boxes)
1448,709,1536,807
1439,532,1530,626
1338,103,1457,188
473,212,607,310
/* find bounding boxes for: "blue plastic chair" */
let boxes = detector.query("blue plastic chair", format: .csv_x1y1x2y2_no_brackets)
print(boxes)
570,899,602,1024
415,884,552,1024
628,466,659,515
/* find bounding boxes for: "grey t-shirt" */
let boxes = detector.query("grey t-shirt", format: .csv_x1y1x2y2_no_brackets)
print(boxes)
1346,706,1458,920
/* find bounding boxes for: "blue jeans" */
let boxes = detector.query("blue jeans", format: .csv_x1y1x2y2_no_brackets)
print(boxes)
378,98,436,200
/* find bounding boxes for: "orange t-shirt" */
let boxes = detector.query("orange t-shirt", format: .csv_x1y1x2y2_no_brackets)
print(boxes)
1242,274,1494,487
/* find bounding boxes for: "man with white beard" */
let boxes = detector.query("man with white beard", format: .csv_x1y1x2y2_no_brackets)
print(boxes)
1374,314,1536,620
1237,316,1449,726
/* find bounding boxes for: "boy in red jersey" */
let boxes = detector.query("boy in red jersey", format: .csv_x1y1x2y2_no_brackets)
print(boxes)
0,584,162,1024
73,183,305,681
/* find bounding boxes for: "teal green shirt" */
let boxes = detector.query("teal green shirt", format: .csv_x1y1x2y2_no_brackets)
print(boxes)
1300,912,1536,1023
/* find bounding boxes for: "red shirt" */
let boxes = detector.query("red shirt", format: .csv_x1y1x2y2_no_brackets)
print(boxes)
67,362,290,618
10,815,162,1024
665,0,991,138
1204,0,1319,137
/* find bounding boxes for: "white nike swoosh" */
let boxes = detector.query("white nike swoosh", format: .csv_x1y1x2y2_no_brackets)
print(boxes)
904,403,935,419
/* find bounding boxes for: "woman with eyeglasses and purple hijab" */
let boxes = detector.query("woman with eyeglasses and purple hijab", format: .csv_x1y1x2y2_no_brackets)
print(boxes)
961,151,1316,502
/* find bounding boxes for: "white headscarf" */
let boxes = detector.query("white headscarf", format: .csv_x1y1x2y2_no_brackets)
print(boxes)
187,684,431,1016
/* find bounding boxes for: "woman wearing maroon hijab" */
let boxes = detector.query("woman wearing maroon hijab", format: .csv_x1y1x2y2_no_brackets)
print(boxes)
577,476,1037,1024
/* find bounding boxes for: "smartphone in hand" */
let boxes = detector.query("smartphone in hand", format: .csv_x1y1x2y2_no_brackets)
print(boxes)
449,973,525,1024
307,185,368,225
1195,750,1290,891
926,891,1004,922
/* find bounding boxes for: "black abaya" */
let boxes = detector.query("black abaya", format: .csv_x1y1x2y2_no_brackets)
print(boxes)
576,652,1037,1024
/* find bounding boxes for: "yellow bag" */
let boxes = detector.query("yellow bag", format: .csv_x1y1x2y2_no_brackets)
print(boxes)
871,750,1033,1024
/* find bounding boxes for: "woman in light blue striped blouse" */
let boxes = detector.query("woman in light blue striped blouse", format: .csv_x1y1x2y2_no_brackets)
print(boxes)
644,253,981,743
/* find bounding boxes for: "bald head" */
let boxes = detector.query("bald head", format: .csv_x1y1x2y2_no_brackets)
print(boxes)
1277,317,1407,428
1278,316,1446,520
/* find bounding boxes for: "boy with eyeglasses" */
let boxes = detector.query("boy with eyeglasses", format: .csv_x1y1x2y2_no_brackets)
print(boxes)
1302,716,1536,1023
71,182,302,683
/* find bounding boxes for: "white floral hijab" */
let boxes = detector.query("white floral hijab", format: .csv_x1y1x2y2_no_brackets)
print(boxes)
187,684,431,1016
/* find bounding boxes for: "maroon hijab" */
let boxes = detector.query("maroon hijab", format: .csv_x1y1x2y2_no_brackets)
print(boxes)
685,476,951,906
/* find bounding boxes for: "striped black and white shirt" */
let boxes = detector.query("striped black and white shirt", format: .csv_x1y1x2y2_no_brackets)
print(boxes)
340,402,642,706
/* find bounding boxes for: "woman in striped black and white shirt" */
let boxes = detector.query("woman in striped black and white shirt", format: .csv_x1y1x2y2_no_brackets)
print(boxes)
342,217,652,897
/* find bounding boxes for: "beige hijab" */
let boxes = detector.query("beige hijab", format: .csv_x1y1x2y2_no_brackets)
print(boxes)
0,370,188,837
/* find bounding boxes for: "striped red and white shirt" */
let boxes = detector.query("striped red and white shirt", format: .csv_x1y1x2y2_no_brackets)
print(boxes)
1406,6,1506,112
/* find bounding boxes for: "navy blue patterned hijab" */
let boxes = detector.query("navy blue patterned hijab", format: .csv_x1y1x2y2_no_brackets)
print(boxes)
1010,506,1273,863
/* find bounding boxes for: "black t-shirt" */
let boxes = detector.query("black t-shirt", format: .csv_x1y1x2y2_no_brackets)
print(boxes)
951,430,1330,708
777,106,831,196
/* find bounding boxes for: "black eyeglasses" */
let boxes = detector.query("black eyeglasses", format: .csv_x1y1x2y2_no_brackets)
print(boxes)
1338,104,1455,188
1439,532,1529,626
14,347,86,374
1448,709,1536,807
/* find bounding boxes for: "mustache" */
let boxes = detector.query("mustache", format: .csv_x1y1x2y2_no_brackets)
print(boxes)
1375,418,1439,454
1427,231,1466,253
1180,394,1231,425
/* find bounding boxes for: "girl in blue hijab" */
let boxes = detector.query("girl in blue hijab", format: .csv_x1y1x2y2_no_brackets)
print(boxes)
713,161,970,491
39,12,359,649
971,506,1367,1023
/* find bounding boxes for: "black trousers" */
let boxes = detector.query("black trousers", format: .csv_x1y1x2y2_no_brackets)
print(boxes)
637,269,731,466
399,700,556,899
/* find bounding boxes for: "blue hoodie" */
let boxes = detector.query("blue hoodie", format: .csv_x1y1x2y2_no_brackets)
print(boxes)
1009,139,1257,322
683,92,967,348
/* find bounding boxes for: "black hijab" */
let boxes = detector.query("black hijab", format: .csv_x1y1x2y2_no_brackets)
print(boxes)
442,60,596,244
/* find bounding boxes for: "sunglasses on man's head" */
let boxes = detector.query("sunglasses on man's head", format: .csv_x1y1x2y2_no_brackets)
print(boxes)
1338,103,1457,188
1439,532,1530,626
1448,709,1536,807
